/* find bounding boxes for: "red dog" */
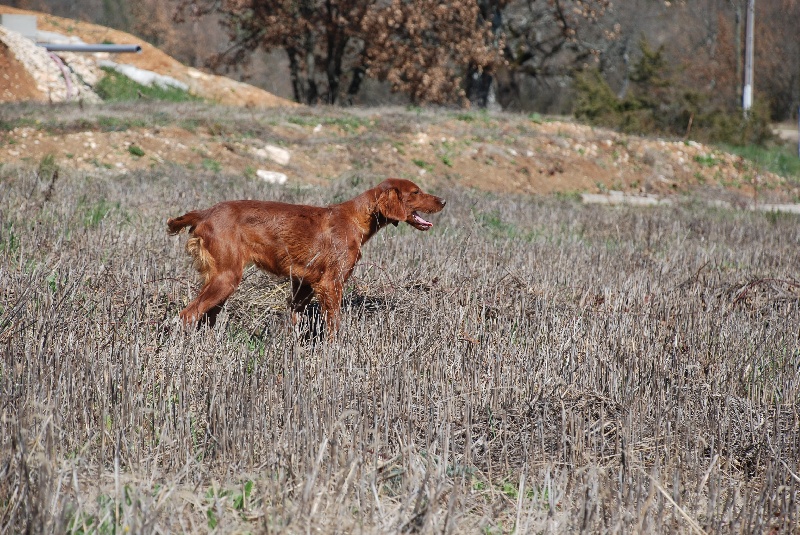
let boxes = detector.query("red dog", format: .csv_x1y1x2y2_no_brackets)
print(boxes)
167,178,445,333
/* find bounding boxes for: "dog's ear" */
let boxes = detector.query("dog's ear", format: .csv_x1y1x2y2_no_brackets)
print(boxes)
377,188,407,223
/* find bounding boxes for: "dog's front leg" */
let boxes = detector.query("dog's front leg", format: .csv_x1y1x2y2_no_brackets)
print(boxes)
313,279,343,337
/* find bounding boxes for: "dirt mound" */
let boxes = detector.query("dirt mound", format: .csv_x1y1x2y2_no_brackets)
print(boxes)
0,5,296,107
0,39,40,102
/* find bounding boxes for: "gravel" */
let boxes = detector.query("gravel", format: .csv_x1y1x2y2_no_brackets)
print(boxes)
0,26,100,103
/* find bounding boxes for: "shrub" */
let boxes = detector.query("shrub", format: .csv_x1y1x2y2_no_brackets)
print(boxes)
574,39,774,147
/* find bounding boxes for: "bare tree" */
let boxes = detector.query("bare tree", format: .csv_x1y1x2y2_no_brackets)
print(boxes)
176,0,375,105
753,0,800,120
361,0,500,105
176,0,500,106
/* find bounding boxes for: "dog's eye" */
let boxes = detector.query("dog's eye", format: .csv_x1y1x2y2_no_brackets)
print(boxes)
412,190,419,195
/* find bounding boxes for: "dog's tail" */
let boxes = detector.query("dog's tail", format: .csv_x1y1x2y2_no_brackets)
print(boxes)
166,211,203,235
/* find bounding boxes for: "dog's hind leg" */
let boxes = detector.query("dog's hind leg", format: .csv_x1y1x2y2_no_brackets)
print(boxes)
289,278,314,325
179,233,244,327
180,269,242,326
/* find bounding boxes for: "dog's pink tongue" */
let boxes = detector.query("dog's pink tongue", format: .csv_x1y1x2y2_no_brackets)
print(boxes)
412,212,432,228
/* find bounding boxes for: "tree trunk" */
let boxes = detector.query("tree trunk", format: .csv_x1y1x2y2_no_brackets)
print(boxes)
467,65,494,108
287,47,317,105
617,36,631,100
304,33,318,104
468,0,504,109
325,32,348,105
287,47,305,104
493,65,521,110
346,65,366,105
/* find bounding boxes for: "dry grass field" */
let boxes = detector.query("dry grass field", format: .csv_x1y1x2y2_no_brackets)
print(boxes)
1,106,800,534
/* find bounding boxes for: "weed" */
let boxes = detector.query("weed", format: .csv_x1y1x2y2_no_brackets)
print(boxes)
88,158,112,169
180,118,201,133
287,115,317,127
331,116,371,131
46,272,58,293
232,480,255,511
0,117,35,131
81,198,117,227
37,153,58,178
412,159,433,171
202,158,222,173
477,209,525,240
553,190,583,202
501,481,518,499
764,209,794,225
96,115,146,132
695,153,719,167
289,116,370,131
0,223,19,253
455,110,490,124
128,145,145,157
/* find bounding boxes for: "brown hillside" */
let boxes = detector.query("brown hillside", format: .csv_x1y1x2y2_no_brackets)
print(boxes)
0,5,296,107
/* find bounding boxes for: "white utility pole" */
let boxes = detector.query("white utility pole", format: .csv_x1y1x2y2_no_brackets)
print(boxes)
742,0,755,116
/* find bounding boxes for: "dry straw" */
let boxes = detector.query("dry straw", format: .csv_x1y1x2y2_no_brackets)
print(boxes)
1,161,799,533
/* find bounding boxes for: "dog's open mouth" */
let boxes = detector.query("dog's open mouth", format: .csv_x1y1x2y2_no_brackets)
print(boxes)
410,211,433,230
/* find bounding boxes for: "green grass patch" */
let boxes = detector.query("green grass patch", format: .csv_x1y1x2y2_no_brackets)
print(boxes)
95,67,199,103
720,143,800,181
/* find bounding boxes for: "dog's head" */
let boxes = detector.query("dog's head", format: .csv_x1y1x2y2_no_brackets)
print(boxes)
376,178,446,231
